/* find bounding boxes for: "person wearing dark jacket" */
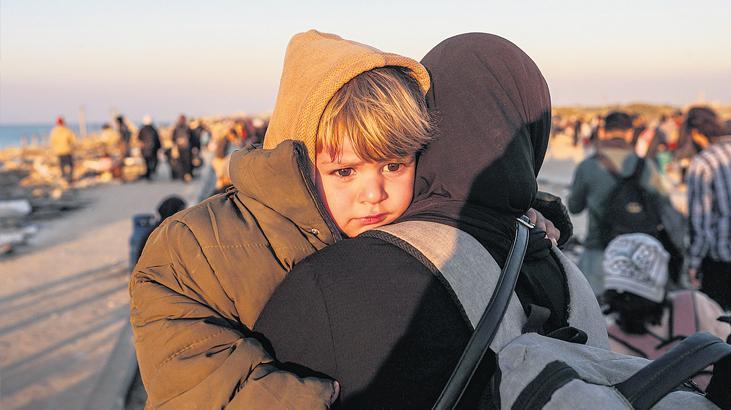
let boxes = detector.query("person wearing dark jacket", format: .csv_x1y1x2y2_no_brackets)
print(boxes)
138,115,162,180
171,114,195,181
255,33,608,408
116,114,132,157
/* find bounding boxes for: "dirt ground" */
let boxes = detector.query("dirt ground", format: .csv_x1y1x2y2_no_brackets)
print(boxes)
0,166,203,410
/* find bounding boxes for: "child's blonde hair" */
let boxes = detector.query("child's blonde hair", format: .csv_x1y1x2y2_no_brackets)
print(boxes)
317,66,433,162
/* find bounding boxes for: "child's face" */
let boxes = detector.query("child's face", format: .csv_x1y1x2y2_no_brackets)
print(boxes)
315,137,415,237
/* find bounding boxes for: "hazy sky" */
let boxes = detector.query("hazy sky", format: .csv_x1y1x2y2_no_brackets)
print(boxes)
1,0,730,123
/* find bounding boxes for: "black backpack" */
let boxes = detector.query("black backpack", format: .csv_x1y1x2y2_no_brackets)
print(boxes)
595,154,664,247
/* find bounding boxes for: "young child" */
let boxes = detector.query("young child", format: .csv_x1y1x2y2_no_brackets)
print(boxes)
130,30,433,409
603,233,730,389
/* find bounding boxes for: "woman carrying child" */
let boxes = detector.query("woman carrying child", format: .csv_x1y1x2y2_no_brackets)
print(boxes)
254,33,607,408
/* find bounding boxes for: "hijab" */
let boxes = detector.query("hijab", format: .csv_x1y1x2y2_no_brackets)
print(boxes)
400,33,568,331
401,33,552,266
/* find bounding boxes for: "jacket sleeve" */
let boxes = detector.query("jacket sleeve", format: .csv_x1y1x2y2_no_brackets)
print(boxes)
130,220,337,409
686,159,713,269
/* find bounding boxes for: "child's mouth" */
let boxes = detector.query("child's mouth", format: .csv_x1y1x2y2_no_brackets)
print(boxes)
358,213,388,225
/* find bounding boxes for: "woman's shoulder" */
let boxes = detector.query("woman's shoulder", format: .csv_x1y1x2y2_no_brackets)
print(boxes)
296,235,433,285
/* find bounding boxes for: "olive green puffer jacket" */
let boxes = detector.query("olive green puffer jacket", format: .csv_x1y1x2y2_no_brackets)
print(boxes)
130,29,430,409
130,141,341,409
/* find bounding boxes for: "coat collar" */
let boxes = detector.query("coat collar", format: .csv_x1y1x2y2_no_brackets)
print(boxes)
229,140,342,246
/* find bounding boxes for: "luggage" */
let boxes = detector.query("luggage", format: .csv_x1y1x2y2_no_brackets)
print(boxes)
129,213,156,271
497,331,728,409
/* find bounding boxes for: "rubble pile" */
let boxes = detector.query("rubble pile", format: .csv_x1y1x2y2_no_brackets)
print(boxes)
0,135,143,255
0,115,269,256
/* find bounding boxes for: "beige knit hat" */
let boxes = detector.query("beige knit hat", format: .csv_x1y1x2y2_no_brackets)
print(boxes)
263,30,431,165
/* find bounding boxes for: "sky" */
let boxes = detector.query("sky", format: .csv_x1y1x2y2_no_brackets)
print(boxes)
1,0,730,124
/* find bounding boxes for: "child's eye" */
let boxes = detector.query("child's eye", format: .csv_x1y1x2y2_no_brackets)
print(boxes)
384,163,403,172
335,168,353,177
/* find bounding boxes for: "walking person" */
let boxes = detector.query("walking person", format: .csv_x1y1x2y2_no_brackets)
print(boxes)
116,114,132,157
130,30,562,409
573,117,583,146
190,118,208,170
171,114,194,182
685,106,731,310
49,116,77,183
568,111,680,294
255,33,605,408
137,115,162,181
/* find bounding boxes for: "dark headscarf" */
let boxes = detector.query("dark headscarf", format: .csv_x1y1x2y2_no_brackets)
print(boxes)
400,33,568,333
400,33,552,266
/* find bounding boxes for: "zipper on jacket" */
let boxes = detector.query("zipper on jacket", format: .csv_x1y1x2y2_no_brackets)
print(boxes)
511,360,579,410
293,141,343,242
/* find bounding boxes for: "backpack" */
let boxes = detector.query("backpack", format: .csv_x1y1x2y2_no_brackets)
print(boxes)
595,154,664,248
368,220,730,409
494,331,726,409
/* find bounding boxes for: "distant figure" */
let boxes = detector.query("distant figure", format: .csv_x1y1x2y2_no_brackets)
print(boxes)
49,116,77,183
568,111,679,294
99,123,124,179
190,119,209,169
603,233,730,389
196,127,239,202
100,123,121,152
659,110,684,152
630,114,647,147
171,114,194,182
634,118,665,163
251,117,268,145
573,117,582,146
138,115,162,181
116,115,132,157
134,195,187,265
588,115,604,145
685,106,731,310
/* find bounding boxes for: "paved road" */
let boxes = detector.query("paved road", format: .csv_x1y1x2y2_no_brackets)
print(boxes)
0,172,202,410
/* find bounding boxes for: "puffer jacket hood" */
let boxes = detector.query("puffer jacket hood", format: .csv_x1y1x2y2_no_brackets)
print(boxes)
230,140,340,246
262,29,431,165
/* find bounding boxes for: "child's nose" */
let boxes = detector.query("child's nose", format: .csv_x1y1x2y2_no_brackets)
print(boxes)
359,177,387,204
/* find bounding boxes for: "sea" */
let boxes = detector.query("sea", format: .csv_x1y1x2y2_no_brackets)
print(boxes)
0,123,106,149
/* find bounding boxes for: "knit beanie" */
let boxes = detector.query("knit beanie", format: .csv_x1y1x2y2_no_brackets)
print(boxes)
603,233,669,303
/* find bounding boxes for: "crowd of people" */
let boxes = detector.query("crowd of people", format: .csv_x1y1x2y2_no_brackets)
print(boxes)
560,105,731,394
566,107,731,304
47,112,268,193
125,30,731,409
